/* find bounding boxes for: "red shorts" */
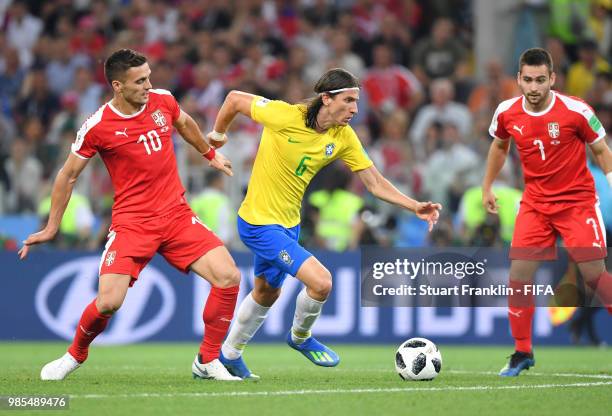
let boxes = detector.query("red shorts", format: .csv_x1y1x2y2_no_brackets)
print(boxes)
510,199,607,262
99,204,224,285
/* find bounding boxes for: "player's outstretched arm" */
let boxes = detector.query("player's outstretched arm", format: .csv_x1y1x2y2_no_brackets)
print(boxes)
18,153,89,260
173,110,233,176
206,91,257,148
589,138,612,187
482,137,510,214
356,165,442,231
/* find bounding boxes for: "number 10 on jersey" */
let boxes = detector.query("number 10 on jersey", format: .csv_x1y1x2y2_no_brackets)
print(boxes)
138,130,162,155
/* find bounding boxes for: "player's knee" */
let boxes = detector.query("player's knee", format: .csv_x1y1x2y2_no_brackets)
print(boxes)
95,296,123,315
215,265,241,288
253,285,281,306
308,271,333,300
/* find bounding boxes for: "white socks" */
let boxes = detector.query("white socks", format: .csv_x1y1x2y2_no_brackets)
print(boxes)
221,293,270,360
291,288,325,345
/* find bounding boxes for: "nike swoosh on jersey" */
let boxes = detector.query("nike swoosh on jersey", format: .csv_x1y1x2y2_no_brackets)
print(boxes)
287,137,301,143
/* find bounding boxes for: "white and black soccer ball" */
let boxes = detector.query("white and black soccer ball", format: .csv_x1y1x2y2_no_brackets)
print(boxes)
395,337,442,381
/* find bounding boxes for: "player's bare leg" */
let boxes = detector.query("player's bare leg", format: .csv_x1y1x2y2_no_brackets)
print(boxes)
190,246,242,381
220,278,280,380
41,274,131,381
576,259,612,312
500,260,539,376
287,256,339,367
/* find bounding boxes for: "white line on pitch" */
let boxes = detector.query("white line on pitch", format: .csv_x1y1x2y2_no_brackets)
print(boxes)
71,381,612,399
338,369,612,379
447,370,612,379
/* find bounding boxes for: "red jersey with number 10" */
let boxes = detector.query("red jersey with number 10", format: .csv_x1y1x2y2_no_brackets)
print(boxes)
72,89,185,225
489,91,606,204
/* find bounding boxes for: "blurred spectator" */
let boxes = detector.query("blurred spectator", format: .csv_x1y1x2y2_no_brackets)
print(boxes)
588,0,610,56
0,46,25,116
545,36,572,76
72,66,104,124
586,73,612,108
548,0,593,60
15,66,59,127
70,14,106,57
351,0,388,40
303,0,338,27
4,139,42,213
566,39,611,98
422,123,480,212
410,78,472,159
327,30,365,80
185,62,225,132
373,110,416,188
191,170,235,247
468,59,520,117
37,191,94,248
429,217,456,247
48,91,79,145
588,159,612,238
238,40,286,97
307,167,364,251
145,0,179,44
45,37,89,96
0,111,16,154
362,42,422,132
370,13,413,69
5,0,43,68
411,17,467,83
2,0,607,253
457,183,522,245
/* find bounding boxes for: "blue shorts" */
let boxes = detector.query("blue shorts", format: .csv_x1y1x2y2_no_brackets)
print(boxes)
237,216,312,288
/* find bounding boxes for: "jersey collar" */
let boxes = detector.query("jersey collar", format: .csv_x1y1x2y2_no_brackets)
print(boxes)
107,100,147,118
521,91,556,116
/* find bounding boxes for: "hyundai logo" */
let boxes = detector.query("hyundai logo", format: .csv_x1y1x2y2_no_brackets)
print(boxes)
35,256,175,344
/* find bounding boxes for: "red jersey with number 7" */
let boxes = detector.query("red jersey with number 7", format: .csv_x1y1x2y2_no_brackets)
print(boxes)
71,88,185,225
489,91,607,205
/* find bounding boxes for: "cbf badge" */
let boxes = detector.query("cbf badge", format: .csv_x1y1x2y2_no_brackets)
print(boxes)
324,143,335,157
547,122,560,139
151,110,167,127
279,250,294,266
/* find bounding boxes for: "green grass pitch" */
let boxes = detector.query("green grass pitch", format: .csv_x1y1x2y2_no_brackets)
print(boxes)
0,342,611,415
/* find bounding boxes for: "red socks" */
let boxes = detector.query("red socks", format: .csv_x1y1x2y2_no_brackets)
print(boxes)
508,280,535,353
586,271,612,314
68,299,112,363
199,285,239,363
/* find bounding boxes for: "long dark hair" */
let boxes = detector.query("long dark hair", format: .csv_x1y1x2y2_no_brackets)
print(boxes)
304,68,360,129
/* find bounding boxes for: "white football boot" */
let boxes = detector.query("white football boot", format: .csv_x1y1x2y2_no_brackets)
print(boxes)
192,356,242,381
40,352,81,381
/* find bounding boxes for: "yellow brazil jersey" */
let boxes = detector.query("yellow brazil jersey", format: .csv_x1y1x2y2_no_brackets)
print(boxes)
238,96,373,228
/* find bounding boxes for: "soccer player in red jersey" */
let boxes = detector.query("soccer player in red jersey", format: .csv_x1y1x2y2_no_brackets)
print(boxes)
19,49,243,381
483,48,612,376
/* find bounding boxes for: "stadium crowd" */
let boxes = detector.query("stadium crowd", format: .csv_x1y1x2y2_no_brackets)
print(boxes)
0,0,611,251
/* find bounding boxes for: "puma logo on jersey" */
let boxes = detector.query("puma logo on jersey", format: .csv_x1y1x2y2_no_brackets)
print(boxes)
508,309,523,317
115,128,128,137
512,125,525,135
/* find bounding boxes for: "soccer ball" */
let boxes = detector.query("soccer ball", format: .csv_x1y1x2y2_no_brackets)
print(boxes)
395,337,442,381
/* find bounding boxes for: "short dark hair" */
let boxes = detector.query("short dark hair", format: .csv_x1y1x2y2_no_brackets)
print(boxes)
518,48,553,74
104,49,147,86
304,68,360,130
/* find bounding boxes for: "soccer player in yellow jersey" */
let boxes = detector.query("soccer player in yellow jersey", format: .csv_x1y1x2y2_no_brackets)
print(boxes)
208,68,442,379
